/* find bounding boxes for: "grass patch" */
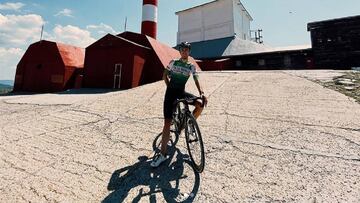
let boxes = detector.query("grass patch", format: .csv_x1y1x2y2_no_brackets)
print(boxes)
320,71,360,103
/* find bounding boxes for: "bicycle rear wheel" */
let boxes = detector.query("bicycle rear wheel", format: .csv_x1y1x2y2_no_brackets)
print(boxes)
184,113,205,173
173,103,184,135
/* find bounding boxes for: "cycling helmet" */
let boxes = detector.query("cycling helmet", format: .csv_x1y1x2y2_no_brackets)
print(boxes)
179,41,191,50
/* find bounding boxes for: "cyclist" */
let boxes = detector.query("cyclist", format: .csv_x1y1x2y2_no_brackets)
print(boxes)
151,42,208,168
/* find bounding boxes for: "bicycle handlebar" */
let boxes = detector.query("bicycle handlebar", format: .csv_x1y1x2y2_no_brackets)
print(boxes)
175,96,204,106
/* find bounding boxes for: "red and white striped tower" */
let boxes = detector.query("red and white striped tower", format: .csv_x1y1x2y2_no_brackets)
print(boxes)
141,0,158,39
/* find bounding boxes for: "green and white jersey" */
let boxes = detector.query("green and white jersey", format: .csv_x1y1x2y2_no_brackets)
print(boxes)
166,59,199,89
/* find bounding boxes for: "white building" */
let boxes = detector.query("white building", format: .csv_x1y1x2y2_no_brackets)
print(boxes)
176,0,253,44
175,0,270,59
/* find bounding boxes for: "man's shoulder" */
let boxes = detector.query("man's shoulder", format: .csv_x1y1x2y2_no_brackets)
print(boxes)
173,59,194,67
172,58,181,63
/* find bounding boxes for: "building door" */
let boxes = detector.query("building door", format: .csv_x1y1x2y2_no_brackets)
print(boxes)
113,64,122,89
284,55,292,68
16,62,26,91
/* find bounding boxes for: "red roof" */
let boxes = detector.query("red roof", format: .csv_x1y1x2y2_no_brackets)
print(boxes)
56,42,85,68
118,31,201,71
146,36,201,71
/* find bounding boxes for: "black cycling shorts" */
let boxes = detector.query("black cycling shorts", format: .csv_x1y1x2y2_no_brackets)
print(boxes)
163,87,196,119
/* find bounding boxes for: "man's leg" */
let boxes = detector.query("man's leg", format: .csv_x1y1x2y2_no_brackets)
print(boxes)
193,101,203,119
161,118,172,155
183,92,203,119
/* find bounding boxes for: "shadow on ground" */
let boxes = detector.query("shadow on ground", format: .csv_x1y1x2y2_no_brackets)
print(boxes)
102,133,201,203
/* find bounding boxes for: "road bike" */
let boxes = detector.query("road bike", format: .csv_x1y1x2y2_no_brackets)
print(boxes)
172,97,205,173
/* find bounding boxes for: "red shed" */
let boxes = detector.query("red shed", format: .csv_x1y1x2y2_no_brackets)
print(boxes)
83,34,151,89
14,40,85,92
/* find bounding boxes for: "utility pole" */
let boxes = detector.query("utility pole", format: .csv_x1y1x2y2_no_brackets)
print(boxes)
40,24,44,41
124,17,127,32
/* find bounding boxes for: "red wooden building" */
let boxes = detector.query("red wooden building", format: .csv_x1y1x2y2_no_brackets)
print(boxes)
14,40,85,92
83,34,151,89
83,31,201,90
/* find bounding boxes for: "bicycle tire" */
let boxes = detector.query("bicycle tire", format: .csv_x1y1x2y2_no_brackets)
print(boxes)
184,113,205,173
173,102,184,135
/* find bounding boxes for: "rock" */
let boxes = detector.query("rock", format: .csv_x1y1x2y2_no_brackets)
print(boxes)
344,86,356,90
335,79,355,86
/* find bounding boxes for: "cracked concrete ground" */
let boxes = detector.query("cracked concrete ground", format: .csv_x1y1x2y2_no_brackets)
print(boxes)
0,70,359,202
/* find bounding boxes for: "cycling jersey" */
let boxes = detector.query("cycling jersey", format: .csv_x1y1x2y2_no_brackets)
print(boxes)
166,59,199,90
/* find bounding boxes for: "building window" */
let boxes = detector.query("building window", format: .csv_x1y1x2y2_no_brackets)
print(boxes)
284,55,291,67
258,59,265,66
236,60,242,67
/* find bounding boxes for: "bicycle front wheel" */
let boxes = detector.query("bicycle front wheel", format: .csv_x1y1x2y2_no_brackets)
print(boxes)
184,113,205,173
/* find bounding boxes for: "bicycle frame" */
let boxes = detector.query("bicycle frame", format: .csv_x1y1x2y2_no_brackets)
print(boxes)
173,97,202,133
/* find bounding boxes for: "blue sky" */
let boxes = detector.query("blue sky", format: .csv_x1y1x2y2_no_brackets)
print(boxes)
1,0,360,80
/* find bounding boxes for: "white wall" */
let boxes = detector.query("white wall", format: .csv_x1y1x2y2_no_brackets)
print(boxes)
233,0,251,40
177,9,203,43
177,0,234,44
177,0,252,44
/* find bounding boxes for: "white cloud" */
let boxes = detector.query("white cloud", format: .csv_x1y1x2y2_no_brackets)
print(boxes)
51,25,96,48
0,2,25,11
86,23,117,35
0,13,42,80
0,12,98,48
0,47,24,80
0,13,44,47
55,8,73,17
0,12,116,79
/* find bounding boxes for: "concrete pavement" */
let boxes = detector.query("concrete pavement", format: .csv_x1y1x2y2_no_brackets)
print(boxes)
0,70,359,202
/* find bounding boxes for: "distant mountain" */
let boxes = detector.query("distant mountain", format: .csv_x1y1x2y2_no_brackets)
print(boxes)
0,83,12,94
0,83,12,88
0,80,14,87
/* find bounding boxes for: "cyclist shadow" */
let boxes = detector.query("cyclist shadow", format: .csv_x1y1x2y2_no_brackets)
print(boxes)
102,132,201,203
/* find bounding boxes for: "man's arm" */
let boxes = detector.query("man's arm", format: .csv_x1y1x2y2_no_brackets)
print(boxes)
192,65,203,95
164,60,175,87
195,79,208,107
163,69,170,87
195,79,204,96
